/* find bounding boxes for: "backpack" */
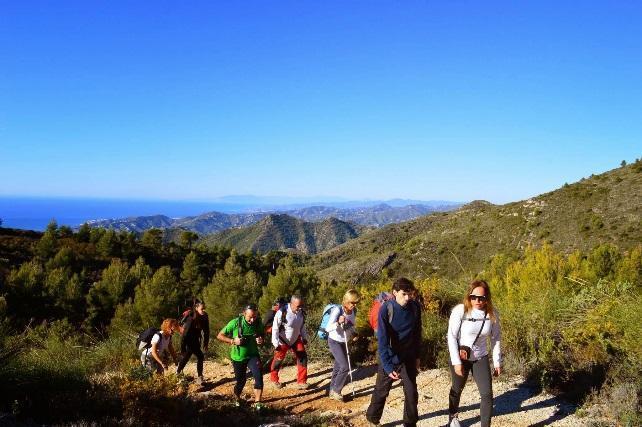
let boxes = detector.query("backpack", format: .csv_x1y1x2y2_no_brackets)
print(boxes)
136,327,161,350
178,308,192,335
317,304,358,340
368,292,393,332
317,303,341,340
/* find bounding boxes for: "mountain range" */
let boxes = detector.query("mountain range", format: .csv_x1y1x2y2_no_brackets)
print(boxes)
85,202,460,234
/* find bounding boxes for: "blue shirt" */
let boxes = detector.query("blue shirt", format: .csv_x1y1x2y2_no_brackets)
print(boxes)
377,299,422,374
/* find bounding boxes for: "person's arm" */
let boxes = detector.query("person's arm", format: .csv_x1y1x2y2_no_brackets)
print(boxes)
150,337,165,369
216,319,241,346
377,302,396,376
491,311,502,375
202,313,210,351
448,305,464,375
271,310,281,348
414,301,422,370
299,312,308,343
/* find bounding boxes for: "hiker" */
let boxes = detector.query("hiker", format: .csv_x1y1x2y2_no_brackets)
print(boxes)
447,280,502,427
366,278,422,427
325,289,361,401
176,300,210,384
216,304,266,410
263,297,288,336
270,294,309,389
140,318,180,374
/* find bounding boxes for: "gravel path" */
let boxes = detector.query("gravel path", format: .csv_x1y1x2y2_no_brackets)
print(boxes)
182,360,589,426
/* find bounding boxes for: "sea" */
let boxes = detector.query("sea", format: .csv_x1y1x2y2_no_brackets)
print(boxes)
0,197,252,231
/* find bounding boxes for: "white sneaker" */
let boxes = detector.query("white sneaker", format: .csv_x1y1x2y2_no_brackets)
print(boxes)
449,416,461,427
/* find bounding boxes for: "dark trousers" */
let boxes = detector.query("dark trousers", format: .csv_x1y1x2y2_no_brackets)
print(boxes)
328,338,350,394
366,358,418,427
177,339,204,376
232,356,263,397
449,354,493,427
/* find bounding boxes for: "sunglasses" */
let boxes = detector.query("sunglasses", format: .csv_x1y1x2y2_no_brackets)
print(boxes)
469,294,488,302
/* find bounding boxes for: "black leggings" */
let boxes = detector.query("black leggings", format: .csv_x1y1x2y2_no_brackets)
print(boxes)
232,356,263,397
449,354,493,427
177,339,204,376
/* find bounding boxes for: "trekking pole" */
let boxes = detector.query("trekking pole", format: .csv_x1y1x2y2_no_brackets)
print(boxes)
343,325,356,398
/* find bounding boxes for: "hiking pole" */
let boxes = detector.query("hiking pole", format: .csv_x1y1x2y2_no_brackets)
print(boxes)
342,325,356,398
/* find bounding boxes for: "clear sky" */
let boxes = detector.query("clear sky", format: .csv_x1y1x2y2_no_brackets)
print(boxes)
2,1,641,204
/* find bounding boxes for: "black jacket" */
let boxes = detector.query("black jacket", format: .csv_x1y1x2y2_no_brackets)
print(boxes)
181,311,210,344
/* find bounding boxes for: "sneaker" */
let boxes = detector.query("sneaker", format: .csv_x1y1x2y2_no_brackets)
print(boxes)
328,390,343,401
448,415,461,427
271,381,284,389
195,375,204,385
293,383,309,390
366,420,380,427
254,402,266,412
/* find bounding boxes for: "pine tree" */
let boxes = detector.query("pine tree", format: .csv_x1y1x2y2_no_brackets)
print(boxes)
86,259,134,329
133,266,180,327
180,251,207,299
258,256,320,314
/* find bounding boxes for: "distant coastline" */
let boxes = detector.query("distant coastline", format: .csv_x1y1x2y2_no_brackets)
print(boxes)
0,197,253,231
0,196,460,231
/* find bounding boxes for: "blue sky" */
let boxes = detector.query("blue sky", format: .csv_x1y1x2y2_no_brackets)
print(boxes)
2,1,641,204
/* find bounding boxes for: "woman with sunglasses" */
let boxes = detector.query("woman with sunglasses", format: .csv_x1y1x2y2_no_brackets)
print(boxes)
216,304,266,411
446,280,501,427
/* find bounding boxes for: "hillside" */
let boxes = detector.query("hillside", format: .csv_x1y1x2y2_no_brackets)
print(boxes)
312,161,642,283
203,214,362,254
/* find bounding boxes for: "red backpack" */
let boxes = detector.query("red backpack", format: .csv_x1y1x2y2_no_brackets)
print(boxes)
368,292,393,333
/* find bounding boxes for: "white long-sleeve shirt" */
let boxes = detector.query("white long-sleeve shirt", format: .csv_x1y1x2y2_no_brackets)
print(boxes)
325,305,356,343
447,304,501,367
271,304,308,347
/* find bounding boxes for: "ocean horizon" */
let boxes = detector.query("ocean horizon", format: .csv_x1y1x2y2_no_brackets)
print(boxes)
0,197,253,231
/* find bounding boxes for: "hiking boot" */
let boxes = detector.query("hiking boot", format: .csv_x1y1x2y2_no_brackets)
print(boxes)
328,390,343,401
293,382,309,390
271,381,284,389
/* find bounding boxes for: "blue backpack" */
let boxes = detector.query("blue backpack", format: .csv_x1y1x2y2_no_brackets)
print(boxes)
317,304,358,340
317,304,341,340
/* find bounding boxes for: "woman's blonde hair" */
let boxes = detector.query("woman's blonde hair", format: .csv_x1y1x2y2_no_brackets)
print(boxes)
342,289,361,305
160,318,178,335
462,280,496,322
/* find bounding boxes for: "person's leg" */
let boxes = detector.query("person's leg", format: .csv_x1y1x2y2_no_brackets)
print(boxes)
293,339,308,384
232,360,249,398
194,345,205,377
176,344,194,374
248,356,264,402
471,356,494,427
448,361,471,418
270,344,288,383
399,360,419,426
328,339,349,394
366,361,394,424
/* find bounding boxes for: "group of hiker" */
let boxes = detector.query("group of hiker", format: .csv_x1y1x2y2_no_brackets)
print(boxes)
138,277,501,427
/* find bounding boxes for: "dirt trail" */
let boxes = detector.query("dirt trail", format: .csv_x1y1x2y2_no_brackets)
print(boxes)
180,360,588,426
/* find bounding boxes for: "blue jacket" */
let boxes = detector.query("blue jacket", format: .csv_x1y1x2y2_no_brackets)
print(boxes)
377,299,422,374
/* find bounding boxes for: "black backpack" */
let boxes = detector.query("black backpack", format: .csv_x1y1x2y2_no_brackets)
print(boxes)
136,327,161,350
